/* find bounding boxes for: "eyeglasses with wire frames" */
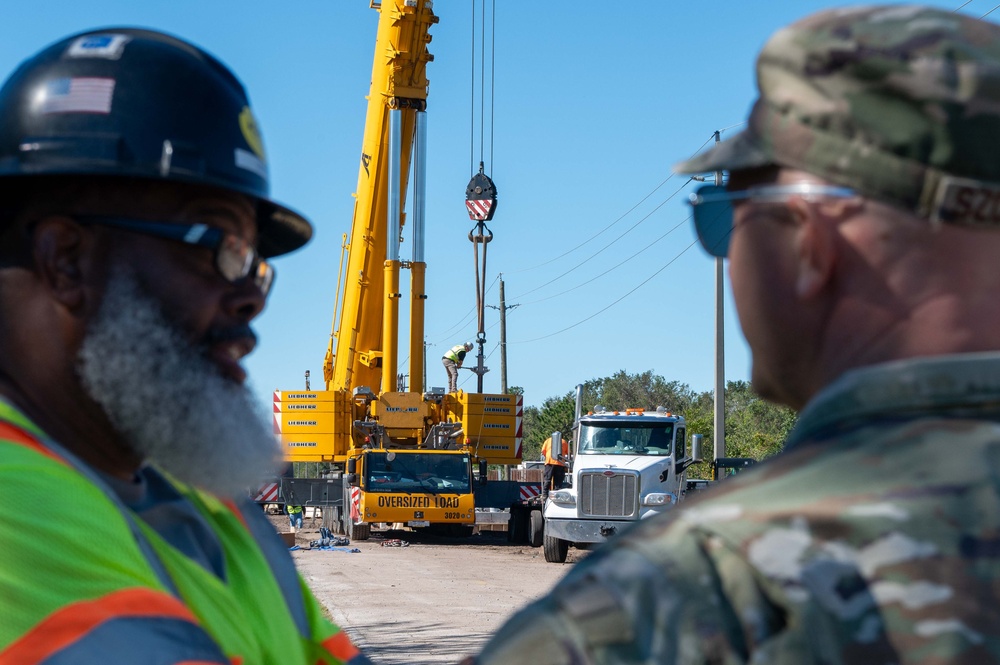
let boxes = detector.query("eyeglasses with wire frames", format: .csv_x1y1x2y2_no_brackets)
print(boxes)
75,216,274,296
687,183,857,258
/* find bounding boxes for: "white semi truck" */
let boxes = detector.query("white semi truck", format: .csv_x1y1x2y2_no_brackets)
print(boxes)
540,384,698,563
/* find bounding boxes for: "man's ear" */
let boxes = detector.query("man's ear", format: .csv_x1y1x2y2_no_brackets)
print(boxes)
786,198,837,300
30,217,94,311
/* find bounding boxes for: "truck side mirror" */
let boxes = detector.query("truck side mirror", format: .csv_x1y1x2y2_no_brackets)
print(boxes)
346,457,358,487
479,459,488,484
691,434,704,463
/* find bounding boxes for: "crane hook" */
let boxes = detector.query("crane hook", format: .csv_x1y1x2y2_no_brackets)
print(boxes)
465,161,498,222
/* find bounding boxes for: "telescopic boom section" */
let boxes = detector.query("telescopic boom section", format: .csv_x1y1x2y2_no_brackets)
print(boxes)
325,0,437,394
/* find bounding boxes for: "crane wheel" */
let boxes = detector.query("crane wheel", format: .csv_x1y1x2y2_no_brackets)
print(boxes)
349,520,371,541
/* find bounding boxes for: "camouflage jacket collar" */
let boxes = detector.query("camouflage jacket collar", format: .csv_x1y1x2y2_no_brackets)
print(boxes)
785,352,1000,449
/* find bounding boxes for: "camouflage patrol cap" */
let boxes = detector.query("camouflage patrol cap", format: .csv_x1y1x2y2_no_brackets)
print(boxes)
675,5,1000,227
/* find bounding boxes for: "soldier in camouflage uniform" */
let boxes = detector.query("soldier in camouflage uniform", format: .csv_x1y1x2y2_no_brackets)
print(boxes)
467,6,1000,664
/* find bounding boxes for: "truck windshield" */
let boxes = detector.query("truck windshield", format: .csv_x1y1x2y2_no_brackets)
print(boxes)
578,423,674,456
364,452,471,493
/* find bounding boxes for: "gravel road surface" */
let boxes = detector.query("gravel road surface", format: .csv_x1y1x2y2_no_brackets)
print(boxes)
286,524,586,664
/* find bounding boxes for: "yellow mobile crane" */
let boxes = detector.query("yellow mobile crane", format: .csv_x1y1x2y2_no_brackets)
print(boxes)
271,0,522,540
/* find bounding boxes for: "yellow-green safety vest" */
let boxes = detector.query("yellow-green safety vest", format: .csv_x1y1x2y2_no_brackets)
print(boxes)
0,402,366,665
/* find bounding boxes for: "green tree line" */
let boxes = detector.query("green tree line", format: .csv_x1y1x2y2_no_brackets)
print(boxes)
515,370,796,478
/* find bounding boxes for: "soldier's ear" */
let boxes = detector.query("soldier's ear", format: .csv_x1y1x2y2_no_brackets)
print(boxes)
786,198,837,300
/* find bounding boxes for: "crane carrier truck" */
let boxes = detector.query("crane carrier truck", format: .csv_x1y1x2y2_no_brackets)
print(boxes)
271,0,528,540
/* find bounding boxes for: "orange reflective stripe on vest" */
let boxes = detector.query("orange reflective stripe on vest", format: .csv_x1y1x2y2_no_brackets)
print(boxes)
0,420,66,467
322,631,361,662
0,588,209,664
0,407,363,665
222,498,250,530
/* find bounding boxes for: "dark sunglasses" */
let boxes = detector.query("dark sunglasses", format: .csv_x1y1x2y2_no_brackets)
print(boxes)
687,183,857,257
76,216,274,296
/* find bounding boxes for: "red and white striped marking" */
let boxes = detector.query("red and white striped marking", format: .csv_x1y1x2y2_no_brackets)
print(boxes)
350,487,362,523
514,396,523,458
519,484,541,501
272,391,282,434
466,199,494,221
254,482,279,503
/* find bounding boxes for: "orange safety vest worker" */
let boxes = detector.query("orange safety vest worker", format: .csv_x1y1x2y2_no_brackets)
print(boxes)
541,436,569,467
0,401,366,665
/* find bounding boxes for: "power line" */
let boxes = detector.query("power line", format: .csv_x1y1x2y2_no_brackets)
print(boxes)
954,0,974,10
507,129,733,275
511,178,694,299
509,238,701,344
507,173,678,275
426,274,499,344
438,125,744,349
982,3,1000,17
520,215,689,306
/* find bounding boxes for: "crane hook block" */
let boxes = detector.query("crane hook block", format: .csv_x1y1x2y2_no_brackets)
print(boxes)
465,171,498,222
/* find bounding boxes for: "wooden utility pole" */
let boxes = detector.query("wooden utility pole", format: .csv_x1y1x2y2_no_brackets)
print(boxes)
713,130,726,480
488,275,519,393
499,278,508,393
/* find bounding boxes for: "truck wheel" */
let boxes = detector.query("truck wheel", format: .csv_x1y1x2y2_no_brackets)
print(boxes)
543,533,569,563
349,520,370,541
507,508,527,543
528,510,544,548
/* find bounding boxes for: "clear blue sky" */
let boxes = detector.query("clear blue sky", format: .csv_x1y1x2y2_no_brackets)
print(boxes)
0,1,984,409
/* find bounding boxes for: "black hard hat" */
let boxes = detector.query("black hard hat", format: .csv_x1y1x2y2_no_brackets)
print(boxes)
0,28,311,258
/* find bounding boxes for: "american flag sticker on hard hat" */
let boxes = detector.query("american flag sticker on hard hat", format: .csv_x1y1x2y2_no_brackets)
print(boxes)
40,78,115,114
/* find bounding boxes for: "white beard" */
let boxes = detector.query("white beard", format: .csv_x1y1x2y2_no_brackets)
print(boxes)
76,268,281,498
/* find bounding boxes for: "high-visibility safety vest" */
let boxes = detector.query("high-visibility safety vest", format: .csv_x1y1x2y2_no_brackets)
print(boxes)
0,401,366,665
541,436,569,467
288,505,304,516
443,344,466,363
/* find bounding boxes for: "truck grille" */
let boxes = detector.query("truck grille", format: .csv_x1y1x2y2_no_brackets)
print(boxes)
579,471,639,518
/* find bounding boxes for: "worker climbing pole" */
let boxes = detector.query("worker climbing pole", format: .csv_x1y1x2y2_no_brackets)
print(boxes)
465,0,497,393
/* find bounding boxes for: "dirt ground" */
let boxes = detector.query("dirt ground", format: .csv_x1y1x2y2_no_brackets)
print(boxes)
270,514,586,664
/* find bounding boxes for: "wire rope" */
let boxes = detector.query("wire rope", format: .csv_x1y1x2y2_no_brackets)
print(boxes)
426,274,499,343
490,0,496,173
469,1,475,175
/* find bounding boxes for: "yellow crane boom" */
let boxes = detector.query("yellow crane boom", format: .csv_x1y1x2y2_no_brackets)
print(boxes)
272,0,522,540
325,0,436,396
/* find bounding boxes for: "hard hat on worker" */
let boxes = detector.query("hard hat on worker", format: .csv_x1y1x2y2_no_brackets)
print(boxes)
464,342,473,350
0,27,311,257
